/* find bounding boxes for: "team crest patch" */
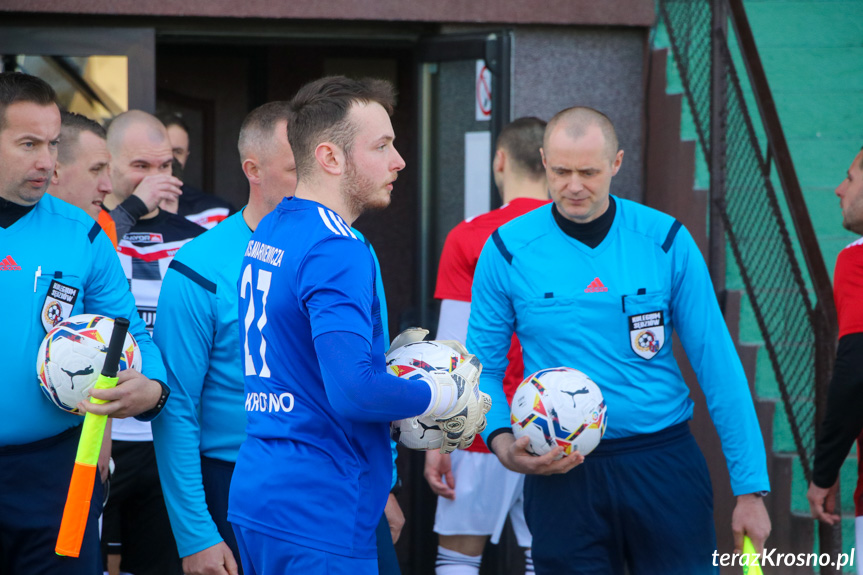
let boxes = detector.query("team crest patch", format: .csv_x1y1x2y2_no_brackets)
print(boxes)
628,310,665,360
41,280,79,332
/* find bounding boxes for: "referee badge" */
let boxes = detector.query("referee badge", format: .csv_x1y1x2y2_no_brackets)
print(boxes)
41,280,79,332
628,310,665,360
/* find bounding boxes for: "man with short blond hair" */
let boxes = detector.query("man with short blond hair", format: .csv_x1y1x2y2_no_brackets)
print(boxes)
427,117,549,575
50,112,111,217
152,101,296,575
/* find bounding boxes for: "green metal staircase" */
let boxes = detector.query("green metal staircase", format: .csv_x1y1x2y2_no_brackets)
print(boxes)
650,0,862,571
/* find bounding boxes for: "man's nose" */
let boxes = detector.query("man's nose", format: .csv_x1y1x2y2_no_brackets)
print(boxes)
98,173,112,195
392,147,406,172
35,147,54,172
835,180,846,198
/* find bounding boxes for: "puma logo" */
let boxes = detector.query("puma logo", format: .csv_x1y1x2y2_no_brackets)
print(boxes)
418,420,441,438
61,366,95,389
562,387,590,408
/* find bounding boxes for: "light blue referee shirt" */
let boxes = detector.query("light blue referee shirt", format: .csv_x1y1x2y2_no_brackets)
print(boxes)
2,194,164,446
469,197,769,496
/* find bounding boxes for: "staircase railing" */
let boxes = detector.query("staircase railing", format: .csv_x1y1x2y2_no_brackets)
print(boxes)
657,0,840,556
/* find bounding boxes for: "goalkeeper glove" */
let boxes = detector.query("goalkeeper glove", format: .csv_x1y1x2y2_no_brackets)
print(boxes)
423,354,492,454
387,327,429,355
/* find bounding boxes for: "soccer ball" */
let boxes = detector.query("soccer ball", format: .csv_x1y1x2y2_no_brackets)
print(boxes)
36,314,142,414
387,341,464,450
510,367,607,458
386,340,463,376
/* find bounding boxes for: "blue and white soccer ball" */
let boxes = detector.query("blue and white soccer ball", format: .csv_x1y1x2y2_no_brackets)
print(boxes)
386,340,464,450
510,367,607,458
36,314,141,414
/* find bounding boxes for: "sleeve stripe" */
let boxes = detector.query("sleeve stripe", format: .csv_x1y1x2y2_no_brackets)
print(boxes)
168,259,217,294
661,220,682,253
329,210,357,239
88,222,102,243
491,229,513,265
329,210,351,236
318,207,342,236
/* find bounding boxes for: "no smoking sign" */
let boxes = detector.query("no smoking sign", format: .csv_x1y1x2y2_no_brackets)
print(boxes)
475,60,491,122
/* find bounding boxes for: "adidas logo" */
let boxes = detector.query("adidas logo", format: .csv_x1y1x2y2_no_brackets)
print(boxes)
584,277,608,293
0,256,21,271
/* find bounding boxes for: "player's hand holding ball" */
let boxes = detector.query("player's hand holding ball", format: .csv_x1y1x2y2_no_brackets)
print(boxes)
386,330,492,454
424,354,492,453
492,367,606,476
510,367,607,459
37,314,141,414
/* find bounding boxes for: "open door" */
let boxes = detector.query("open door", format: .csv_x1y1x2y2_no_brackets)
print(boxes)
415,30,512,331
0,27,156,120
402,30,517,575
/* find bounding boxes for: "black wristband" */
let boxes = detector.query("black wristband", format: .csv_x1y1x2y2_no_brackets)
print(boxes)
486,428,514,456
134,379,170,422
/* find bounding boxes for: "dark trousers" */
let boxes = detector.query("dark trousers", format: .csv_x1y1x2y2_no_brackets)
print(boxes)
524,422,717,575
0,425,103,575
101,440,182,575
202,455,243,574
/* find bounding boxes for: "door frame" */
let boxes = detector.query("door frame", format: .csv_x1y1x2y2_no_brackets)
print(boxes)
414,30,512,330
0,26,156,112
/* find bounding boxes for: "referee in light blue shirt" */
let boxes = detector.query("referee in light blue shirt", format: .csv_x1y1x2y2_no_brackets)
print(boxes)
468,106,771,575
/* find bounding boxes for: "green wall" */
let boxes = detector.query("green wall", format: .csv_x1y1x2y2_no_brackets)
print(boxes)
655,1,863,569
746,2,862,569
746,0,863,274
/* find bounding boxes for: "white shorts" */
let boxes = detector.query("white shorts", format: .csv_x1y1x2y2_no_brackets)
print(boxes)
433,450,532,547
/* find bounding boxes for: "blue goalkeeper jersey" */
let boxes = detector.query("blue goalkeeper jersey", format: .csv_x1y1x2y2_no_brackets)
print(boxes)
1,194,165,446
469,197,769,496
152,209,394,558
228,196,426,558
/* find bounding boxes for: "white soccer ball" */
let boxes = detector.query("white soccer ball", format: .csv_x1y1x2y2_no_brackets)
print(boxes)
510,367,607,458
387,340,464,450
36,314,142,414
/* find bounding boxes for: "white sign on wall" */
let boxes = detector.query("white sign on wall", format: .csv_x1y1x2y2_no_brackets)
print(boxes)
475,60,492,122
464,131,491,220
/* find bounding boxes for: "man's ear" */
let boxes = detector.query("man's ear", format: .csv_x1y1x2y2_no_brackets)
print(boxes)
51,166,60,186
540,148,547,169
493,148,506,176
315,142,343,176
611,149,624,176
242,158,260,184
